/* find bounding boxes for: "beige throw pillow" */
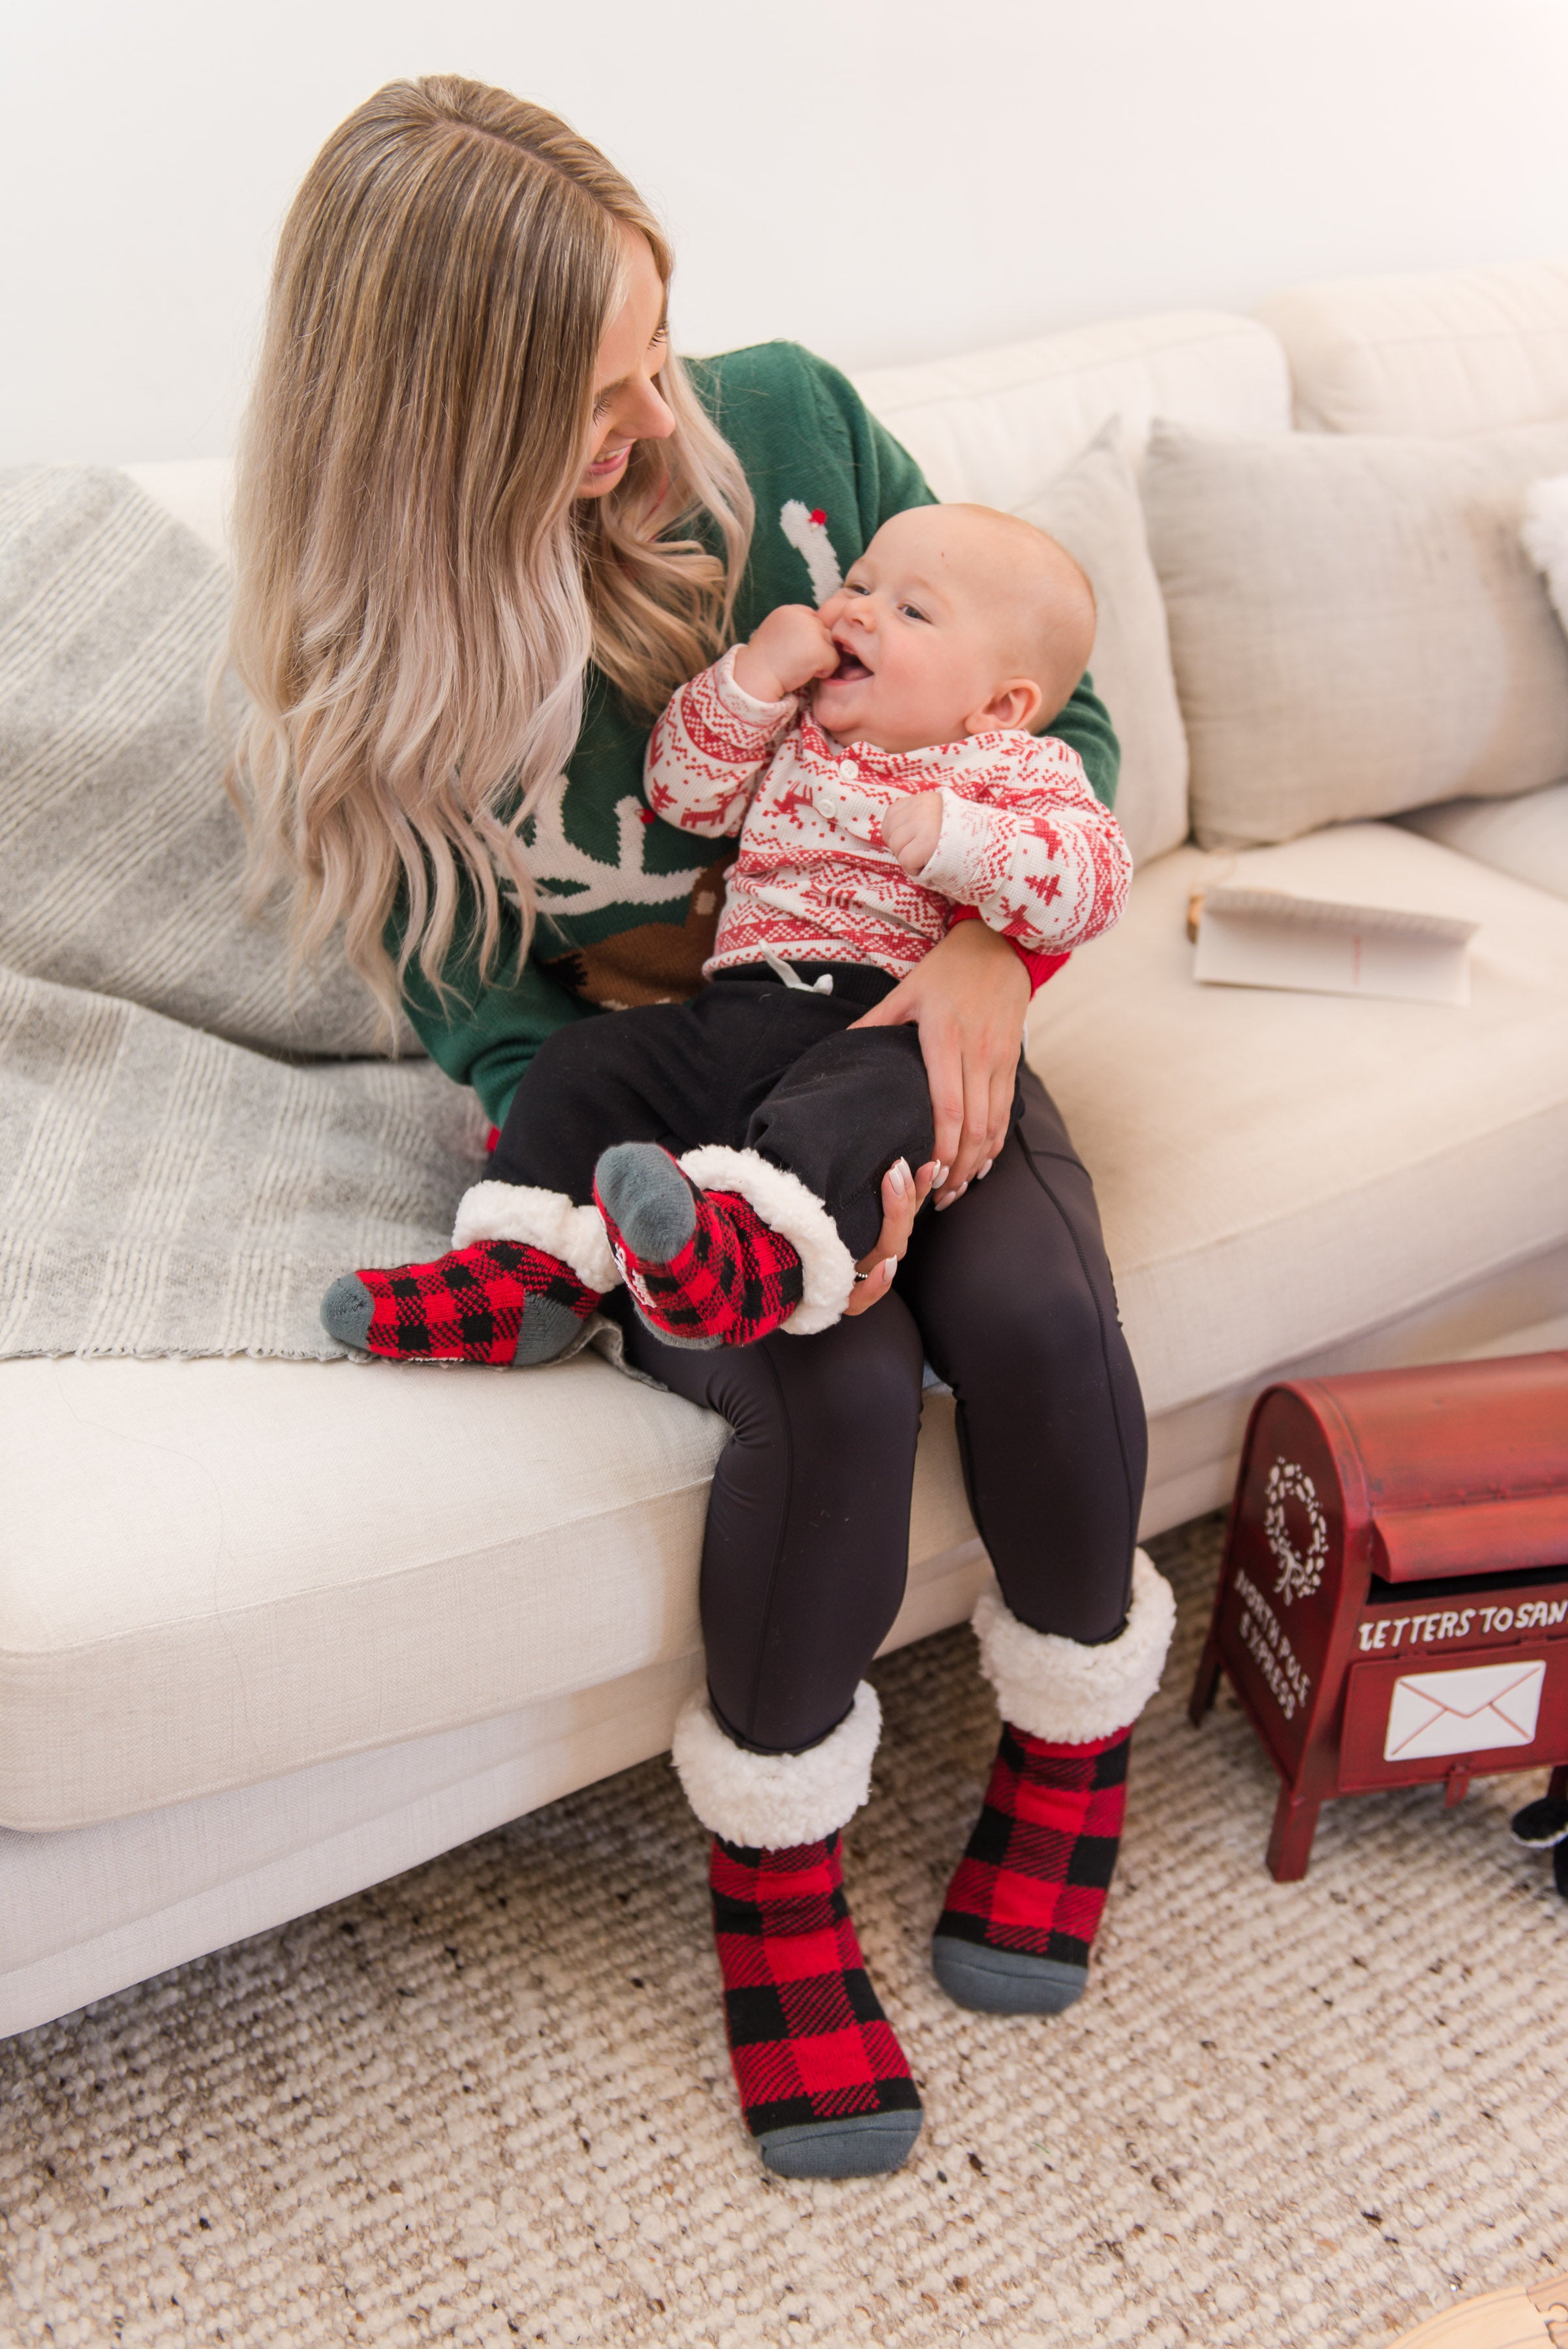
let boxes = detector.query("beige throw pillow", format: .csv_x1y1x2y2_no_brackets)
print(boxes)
1142,418,1568,851
1019,422,1190,867
1400,780,1568,903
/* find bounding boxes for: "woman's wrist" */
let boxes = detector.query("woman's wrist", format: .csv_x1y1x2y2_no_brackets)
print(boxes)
946,906,1069,994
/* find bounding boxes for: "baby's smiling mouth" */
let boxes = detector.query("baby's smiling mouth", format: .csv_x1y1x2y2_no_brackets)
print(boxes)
825,639,871,684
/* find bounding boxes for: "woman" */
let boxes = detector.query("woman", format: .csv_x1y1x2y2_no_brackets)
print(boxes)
228,76,1173,2182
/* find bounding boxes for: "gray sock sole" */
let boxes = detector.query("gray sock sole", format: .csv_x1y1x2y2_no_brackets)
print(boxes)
594,1142,696,1265
320,1272,374,1351
930,1936,1087,2016
758,2108,923,2179
513,1295,588,1366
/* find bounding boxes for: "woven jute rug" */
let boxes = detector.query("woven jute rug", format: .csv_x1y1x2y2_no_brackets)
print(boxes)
2,1517,1564,2348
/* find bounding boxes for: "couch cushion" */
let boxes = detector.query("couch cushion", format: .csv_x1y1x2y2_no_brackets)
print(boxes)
1256,260,1568,437
0,1348,979,1834
1400,780,1568,901
1143,419,1568,850
1017,422,1188,868
1028,820,1568,1419
854,311,1290,508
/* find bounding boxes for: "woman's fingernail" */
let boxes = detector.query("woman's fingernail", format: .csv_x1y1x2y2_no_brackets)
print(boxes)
978,1158,993,1179
883,1257,898,1280
932,1163,950,1187
889,1159,910,1195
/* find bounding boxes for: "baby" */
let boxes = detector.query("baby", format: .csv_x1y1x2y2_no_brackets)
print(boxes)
323,504,1131,1364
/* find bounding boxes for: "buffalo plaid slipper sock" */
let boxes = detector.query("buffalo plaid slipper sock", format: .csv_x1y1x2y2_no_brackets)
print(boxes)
319,1181,617,1366
594,1141,856,1348
933,1552,1176,2016
672,1683,922,2179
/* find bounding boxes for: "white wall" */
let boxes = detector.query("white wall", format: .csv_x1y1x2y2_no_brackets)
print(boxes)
5,0,1568,466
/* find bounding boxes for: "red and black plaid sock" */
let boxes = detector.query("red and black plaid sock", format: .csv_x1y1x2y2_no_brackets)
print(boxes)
594,1146,804,1348
711,1834,923,2178
320,1241,600,1366
930,1723,1130,2015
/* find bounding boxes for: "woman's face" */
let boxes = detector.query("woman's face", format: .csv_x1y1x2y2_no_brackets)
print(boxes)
578,226,675,499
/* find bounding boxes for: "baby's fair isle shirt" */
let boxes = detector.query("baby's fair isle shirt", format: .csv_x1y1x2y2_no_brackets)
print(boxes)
644,647,1131,981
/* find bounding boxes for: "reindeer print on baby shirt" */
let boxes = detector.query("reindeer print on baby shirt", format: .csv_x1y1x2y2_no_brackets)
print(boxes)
645,647,1131,983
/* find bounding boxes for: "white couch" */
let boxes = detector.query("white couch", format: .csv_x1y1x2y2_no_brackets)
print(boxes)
6,262,1568,2038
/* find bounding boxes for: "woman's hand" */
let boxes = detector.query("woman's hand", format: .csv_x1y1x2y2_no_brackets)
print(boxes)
850,921,1028,1208
841,1155,938,1317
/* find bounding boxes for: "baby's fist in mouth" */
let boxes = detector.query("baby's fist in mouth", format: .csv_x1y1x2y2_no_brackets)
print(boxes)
880,790,944,874
732,605,840,703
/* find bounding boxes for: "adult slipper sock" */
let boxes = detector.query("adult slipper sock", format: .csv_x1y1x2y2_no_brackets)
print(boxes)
320,1240,601,1366
711,1833,923,2179
594,1143,804,1348
930,1723,1130,2015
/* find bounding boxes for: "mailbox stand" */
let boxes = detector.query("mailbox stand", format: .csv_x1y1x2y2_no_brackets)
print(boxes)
1189,1351,1568,1880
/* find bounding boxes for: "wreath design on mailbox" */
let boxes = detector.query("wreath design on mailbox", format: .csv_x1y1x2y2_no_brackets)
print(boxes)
1263,1457,1330,1606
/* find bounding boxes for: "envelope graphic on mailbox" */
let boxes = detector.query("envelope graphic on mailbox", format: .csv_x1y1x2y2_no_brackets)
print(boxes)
1383,1659,1545,1762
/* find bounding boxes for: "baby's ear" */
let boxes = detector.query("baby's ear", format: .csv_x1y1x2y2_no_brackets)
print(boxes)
966,677,1043,735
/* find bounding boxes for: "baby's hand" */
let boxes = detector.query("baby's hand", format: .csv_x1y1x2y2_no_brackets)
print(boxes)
732,605,840,703
880,790,944,875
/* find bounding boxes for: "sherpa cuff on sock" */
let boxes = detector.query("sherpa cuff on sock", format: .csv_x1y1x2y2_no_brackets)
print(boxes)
671,1682,882,1848
451,1181,619,1297
973,1551,1176,1745
679,1146,857,1336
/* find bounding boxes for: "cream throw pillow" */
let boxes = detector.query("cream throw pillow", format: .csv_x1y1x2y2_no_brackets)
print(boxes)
1143,418,1568,850
1019,421,1190,867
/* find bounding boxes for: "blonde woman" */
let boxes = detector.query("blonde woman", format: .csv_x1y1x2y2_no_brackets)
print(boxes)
230,76,1173,2181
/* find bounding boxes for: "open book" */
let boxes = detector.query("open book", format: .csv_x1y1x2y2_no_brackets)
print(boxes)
1193,885,1477,1006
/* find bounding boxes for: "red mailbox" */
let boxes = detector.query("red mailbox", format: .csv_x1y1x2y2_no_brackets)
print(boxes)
1189,1351,1568,1880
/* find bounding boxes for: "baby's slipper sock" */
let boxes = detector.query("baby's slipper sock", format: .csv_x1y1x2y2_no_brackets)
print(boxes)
321,1241,600,1366
932,1556,1176,2016
671,1683,922,2178
594,1143,804,1347
320,1181,616,1366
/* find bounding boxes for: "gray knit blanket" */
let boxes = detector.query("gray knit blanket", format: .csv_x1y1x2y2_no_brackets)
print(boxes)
0,467,488,1359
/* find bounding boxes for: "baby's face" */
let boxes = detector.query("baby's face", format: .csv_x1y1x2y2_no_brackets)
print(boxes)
812,508,1040,754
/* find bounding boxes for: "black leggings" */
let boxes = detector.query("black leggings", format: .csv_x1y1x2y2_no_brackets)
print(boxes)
615,1067,1146,1755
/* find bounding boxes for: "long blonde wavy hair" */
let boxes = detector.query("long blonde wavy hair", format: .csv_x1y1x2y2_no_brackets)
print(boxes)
226,76,754,1017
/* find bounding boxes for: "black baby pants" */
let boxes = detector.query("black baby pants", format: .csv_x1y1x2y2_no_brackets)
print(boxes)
495,962,937,1263
493,966,1146,1758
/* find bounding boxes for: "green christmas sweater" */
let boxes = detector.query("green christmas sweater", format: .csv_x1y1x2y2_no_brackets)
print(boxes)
400,342,1120,1128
